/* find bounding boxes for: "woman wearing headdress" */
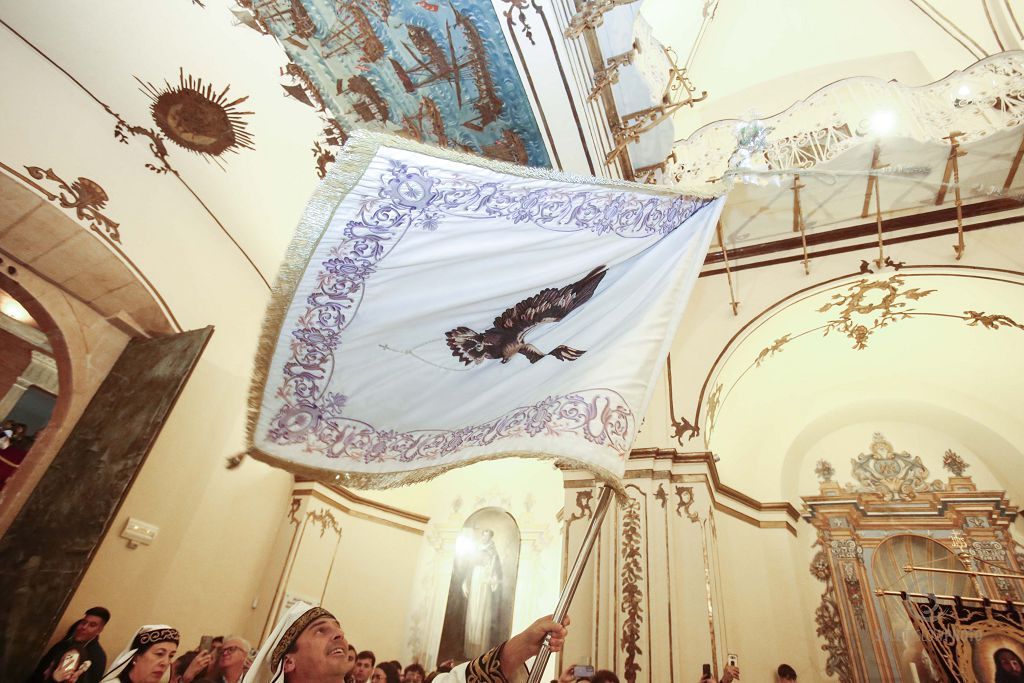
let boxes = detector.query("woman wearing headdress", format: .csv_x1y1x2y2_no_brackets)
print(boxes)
995,648,1024,683
100,625,201,683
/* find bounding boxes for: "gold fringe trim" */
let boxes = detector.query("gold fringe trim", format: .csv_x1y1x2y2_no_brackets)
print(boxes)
246,129,713,498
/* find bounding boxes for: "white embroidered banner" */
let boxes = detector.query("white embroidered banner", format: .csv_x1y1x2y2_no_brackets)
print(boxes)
248,132,723,489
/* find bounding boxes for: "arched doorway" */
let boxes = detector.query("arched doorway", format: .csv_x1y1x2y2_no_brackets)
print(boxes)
0,287,59,495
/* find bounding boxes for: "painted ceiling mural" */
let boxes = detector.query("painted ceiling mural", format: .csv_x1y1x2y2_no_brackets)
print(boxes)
243,0,550,172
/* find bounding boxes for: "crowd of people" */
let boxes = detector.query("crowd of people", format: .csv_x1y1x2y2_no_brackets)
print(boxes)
25,604,568,683
27,604,810,683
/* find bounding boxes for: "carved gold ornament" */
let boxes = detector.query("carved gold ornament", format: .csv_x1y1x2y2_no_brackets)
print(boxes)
818,276,936,350
811,532,855,683
815,459,836,483
849,433,943,502
942,449,969,477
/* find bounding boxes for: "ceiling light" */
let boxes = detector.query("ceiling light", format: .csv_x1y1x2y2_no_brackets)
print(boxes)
957,84,971,97
0,294,33,325
869,110,897,136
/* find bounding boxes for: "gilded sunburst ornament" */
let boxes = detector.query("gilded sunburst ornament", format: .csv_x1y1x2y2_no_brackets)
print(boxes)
138,69,254,162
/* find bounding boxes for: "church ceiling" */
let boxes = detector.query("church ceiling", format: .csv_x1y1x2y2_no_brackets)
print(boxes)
0,0,1022,332
676,267,1024,500
243,0,550,168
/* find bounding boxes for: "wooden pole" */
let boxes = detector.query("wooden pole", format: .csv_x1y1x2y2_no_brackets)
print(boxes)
527,486,615,683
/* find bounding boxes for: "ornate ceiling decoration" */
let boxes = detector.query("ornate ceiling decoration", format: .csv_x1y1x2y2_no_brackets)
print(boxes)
23,166,120,244
236,0,550,174
139,69,255,161
670,268,1024,451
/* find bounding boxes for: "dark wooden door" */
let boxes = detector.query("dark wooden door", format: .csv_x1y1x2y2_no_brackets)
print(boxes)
0,326,213,680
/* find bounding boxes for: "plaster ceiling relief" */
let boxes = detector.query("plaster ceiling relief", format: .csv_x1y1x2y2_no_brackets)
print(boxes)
139,69,255,164
682,267,1024,496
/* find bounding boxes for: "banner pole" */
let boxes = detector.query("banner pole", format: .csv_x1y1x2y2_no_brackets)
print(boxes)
527,485,616,683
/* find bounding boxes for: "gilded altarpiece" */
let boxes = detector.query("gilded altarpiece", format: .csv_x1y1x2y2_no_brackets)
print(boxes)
803,435,1022,683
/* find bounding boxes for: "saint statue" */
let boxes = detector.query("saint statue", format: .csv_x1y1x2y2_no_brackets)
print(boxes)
462,528,502,656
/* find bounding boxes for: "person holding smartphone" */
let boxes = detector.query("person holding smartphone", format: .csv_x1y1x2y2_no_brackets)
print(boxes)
699,662,740,683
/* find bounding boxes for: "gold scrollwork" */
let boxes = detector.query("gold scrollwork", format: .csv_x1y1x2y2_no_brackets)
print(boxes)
811,532,855,683
654,484,667,509
849,433,943,502
818,276,936,350
674,486,699,523
497,0,537,45
605,48,708,166
754,333,792,367
306,508,342,537
620,496,644,683
706,384,723,435
287,497,301,526
942,449,969,476
963,309,1024,331
564,0,641,39
841,562,868,631
24,166,121,243
568,489,594,522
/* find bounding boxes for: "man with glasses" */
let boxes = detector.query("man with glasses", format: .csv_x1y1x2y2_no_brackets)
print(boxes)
215,636,252,683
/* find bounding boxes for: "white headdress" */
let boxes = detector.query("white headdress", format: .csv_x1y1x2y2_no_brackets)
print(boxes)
242,602,336,683
99,624,179,683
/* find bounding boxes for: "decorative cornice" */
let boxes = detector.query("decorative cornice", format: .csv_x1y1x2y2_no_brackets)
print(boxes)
628,448,801,522
296,478,430,524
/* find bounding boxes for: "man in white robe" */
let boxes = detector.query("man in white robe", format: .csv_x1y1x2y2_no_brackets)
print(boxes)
244,602,567,683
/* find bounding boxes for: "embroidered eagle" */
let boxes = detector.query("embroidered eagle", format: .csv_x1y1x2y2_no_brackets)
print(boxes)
445,266,607,366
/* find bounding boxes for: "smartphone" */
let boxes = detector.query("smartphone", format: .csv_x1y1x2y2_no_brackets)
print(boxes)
572,664,595,679
200,635,214,652
727,653,739,668
702,663,712,679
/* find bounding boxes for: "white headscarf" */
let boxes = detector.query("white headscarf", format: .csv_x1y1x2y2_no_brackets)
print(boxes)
99,624,179,683
242,602,336,683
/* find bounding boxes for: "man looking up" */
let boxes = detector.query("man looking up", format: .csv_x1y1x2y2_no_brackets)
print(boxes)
352,652,375,683
244,602,568,683
216,636,252,683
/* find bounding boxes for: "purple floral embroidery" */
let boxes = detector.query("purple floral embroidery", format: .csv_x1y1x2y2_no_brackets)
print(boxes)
266,156,710,463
